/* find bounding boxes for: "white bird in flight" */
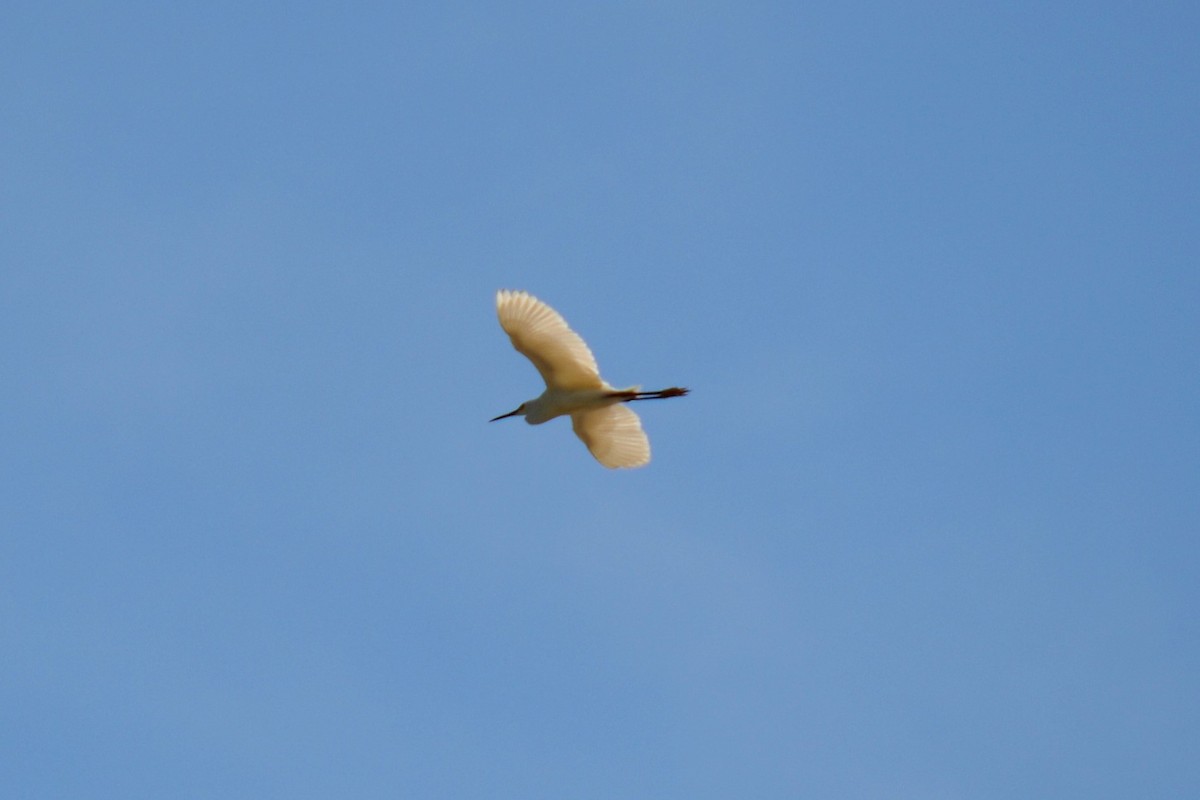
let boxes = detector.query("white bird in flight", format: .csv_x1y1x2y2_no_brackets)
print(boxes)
491,290,689,468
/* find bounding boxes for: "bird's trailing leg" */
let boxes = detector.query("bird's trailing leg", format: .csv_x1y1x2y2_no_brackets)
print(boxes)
611,387,690,402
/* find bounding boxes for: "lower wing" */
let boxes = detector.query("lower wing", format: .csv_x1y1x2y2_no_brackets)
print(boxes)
570,404,651,469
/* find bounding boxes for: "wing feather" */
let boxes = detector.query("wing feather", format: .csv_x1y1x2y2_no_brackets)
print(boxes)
496,290,603,389
571,405,651,469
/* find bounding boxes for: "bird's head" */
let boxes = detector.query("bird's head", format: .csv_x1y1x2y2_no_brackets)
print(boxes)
489,402,526,422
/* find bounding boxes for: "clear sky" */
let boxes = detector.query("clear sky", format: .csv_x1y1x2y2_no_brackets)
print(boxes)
3,2,1197,797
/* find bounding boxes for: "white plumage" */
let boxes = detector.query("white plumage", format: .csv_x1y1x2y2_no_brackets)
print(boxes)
491,290,688,469
570,403,651,469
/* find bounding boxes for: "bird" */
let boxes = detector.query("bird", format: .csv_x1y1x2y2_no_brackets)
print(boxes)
491,289,689,468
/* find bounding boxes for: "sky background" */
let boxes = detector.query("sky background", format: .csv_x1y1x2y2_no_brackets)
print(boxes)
3,2,1198,797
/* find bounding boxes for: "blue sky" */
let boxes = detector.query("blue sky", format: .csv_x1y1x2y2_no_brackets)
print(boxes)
3,2,1197,797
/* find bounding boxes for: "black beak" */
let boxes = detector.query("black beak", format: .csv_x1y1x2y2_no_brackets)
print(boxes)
490,408,521,422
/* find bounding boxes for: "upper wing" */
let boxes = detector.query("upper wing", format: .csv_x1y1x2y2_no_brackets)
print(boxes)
496,290,603,390
571,404,650,469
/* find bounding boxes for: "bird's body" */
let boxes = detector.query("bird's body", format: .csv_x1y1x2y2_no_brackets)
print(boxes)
491,289,688,468
515,387,630,425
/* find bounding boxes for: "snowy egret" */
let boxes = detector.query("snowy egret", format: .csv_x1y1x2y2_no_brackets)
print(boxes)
491,289,689,469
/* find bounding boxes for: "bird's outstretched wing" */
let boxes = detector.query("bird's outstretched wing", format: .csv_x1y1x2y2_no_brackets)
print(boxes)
571,405,650,469
496,290,603,390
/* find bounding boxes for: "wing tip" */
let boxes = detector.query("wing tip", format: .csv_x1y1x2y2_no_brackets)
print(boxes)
496,288,533,305
600,451,652,469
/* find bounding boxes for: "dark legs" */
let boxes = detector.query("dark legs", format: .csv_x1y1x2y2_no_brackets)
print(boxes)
610,387,690,402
